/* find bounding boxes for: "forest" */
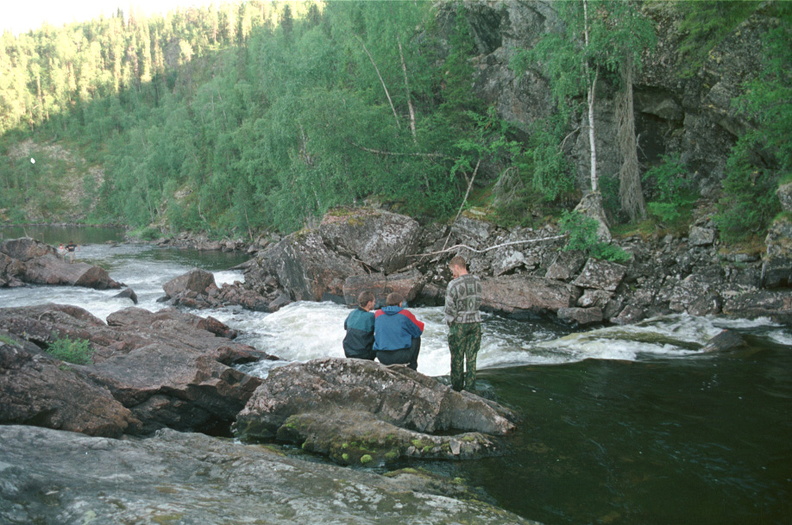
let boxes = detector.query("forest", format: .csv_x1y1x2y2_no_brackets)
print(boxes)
0,0,789,249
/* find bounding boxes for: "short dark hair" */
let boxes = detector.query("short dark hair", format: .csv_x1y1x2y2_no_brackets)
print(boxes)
386,292,404,306
357,291,375,306
449,255,467,269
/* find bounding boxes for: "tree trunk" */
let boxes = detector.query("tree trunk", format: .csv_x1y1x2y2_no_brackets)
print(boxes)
617,59,646,222
397,37,417,143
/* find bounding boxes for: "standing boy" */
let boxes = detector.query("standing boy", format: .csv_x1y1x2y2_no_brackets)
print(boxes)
444,255,482,391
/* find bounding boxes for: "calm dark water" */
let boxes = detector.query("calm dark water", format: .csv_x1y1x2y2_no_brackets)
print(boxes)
435,339,792,525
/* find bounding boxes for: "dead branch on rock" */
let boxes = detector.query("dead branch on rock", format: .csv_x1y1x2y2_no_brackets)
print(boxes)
409,234,567,259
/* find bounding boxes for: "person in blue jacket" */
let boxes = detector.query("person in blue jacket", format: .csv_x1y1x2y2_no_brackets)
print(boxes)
343,291,376,360
373,292,424,370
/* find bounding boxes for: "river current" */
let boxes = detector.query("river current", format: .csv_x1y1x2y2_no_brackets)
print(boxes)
1,227,790,525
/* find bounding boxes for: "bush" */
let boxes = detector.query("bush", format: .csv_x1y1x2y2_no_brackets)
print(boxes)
560,211,630,263
643,153,697,227
46,337,94,365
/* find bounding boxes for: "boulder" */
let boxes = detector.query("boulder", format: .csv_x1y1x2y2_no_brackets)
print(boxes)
762,216,792,288
88,342,260,434
723,290,792,324
235,358,516,465
0,335,139,437
480,275,580,316
689,225,717,246
0,425,538,525
319,208,423,273
0,304,269,435
112,287,138,304
246,229,362,302
557,307,604,326
0,238,122,290
0,237,56,260
572,258,627,292
701,329,747,353
545,250,587,281
163,268,216,298
343,268,426,306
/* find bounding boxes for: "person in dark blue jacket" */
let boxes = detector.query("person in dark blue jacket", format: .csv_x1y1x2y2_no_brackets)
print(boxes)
373,292,424,370
343,291,376,360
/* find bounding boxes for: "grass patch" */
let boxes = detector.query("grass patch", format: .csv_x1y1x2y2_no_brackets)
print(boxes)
46,337,94,365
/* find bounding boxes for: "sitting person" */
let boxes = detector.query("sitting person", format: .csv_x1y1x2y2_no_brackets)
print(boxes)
343,291,376,360
373,292,424,370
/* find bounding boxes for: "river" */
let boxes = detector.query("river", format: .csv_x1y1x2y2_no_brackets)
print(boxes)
1,227,790,525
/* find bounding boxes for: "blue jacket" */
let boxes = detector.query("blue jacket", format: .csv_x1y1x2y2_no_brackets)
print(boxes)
373,306,424,351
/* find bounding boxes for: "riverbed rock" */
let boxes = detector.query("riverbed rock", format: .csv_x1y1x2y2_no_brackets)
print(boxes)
0,335,139,437
701,329,747,353
343,268,427,307
0,425,538,525
480,275,580,317
762,215,792,288
234,358,516,465
318,207,423,273
0,237,122,289
573,258,628,292
162,268,216,298
245,229,363,303
0,304,269,435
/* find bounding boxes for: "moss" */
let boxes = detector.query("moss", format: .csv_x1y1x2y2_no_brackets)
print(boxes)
153,514,184,524
384,450,400,461
342,453,349,462
359,454,373,464
461,434,477,442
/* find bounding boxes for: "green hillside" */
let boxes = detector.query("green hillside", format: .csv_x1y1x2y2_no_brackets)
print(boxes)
0,1,789,246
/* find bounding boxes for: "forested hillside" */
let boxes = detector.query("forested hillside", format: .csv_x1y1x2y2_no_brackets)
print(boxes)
0,0,789,248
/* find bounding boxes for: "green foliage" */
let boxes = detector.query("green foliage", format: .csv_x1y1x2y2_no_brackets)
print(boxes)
643,153,698,226
46,337,94,365
714,3,790,243
560,211,630,263
674,1,762,77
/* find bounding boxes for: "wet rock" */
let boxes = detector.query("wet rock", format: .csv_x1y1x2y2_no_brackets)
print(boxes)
762,216,792,288
0,238,121,290
235,358,516,465
723,290,792,324
113,287,138,304
557,307,604,326
701,329,747,353
163,268,216,298
0,425,538,525
481,275,580,316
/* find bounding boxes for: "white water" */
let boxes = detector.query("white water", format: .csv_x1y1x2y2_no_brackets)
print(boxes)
1,243,788,378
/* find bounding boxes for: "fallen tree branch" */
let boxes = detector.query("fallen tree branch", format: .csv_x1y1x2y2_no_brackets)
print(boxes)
347,140,445,158
410,235,567,258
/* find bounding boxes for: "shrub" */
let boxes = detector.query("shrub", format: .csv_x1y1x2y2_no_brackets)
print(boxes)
642,153,697,227
560,211,630,263
46,337,94,365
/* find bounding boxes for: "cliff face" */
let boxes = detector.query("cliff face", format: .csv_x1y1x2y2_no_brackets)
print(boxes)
439,0,773,199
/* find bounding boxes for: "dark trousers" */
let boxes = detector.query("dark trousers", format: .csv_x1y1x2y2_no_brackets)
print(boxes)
376,337,421,370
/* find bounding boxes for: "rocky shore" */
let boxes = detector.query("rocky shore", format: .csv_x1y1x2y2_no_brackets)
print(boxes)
156,192,792,326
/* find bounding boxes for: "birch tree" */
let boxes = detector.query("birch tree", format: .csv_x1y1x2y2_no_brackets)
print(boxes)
515,0,655,222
